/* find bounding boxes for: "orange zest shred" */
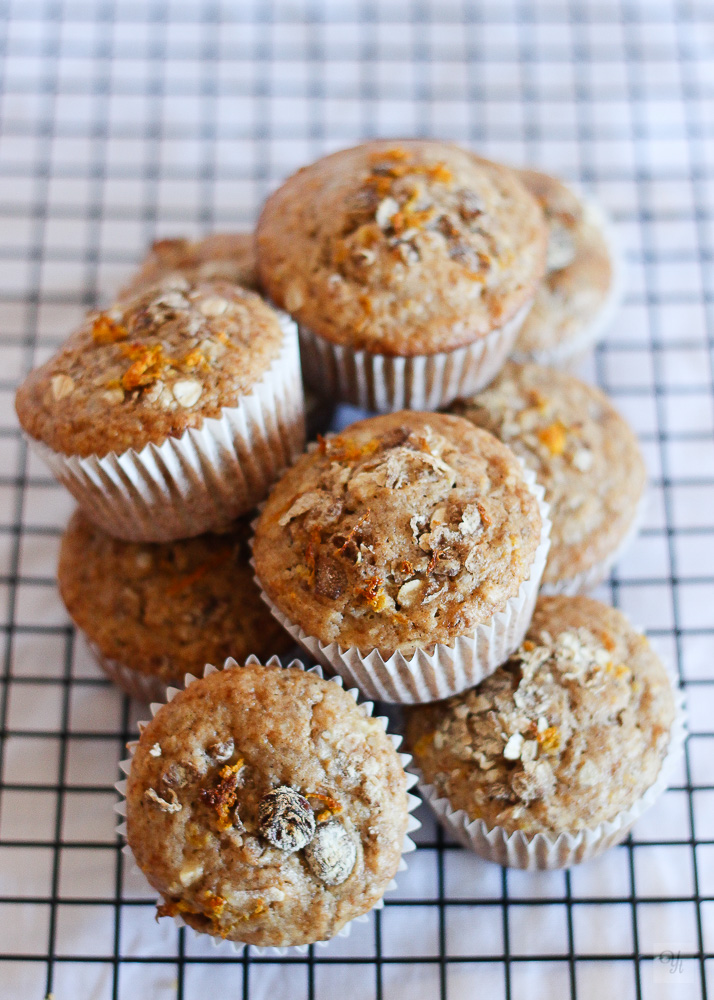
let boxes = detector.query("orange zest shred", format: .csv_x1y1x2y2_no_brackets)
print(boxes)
165,549,232,597
537,421,568,456
355,574,388,611
92,313,128,344
336,510,371,554
199,759,245,831
537,726,561,753
426,548,443,574
413,731,435,756
120,343,167,390
522,640,535,652
306,792,343,823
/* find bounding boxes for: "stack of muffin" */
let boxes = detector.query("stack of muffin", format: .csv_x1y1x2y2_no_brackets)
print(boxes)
15,140,682,950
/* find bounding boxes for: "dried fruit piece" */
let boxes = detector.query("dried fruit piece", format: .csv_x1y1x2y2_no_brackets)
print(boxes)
258,786,315,853
537,421,568,456
200,759,245,831
304,821,357,886
92,313,128,344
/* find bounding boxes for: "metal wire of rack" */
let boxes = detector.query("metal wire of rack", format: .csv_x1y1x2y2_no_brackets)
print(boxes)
0,1,712,997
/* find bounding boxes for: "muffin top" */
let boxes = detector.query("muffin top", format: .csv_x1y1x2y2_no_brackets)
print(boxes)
126,663,409,947
253,411,542,655
451,362,646,585
15,278,285,457
257,140,547,356
120,233,258,300
58,510,292,685
513,170,613,358
406,595,675,835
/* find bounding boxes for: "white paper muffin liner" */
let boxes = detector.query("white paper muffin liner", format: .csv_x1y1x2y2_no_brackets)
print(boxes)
27,313,306,542
252,465,551,704
114,655,421,955
414,679,686,870
511,195,625,370
298,299,533,413
87,638,172,703
541,489,648,597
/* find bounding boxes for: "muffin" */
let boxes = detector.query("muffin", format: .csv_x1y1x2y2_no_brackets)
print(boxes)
120,233,259,300
257,140,548,411
511,170,620,367
252,411,550,703
122,660,416,948
406,595,682,869
15,278,305,541
450,362,646,593
58,509,293,701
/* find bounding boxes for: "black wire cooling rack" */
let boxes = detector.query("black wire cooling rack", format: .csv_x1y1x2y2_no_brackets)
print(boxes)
0,1,713,998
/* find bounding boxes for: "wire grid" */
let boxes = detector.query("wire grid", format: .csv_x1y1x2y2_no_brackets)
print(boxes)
0,0,712,997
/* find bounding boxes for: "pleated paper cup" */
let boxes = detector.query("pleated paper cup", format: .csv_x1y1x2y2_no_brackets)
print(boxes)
27,314,305,542
541,490,648,597
253,467,551,704
511,197,625,370
415,683,686,870
114,655,421,955
298,300,533,413
87,639,171,704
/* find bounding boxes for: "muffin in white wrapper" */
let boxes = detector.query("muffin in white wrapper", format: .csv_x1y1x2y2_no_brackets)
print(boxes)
511,184,624,370
415,685,686,870
405,595,684,869
298,299,533,413
28,316,304,542
89,639,168,704
540,490,648,597
253,465,551,704
115,656,421,954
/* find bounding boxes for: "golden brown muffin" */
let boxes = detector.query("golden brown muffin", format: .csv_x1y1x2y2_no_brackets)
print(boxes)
513,170,615,361
450,362,646,588
252,411,542,655
125,663,409,947
15,278,285,457
58,510,292,691
406,595,676,835
120,233,258,300
257,140,547,356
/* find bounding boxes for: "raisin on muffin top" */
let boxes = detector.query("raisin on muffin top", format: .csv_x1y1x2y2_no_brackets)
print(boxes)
15,278,285,457
451,361,646,585
257,140,547,356
126,664,409,947
119,233,258,300
253,411,542,655
406,595,675,835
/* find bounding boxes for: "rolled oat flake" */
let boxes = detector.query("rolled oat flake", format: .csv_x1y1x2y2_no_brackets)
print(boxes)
259,785,316,853
304,820,357,886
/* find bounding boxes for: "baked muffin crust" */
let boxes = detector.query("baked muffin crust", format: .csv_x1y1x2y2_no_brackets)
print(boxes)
58,510,292,686
451,362,646,585
257,140,547,356
253,411,542,655
514,170,613,357
120,233,258,300
15,278,284,457
406,595,675,835
126,664,409,946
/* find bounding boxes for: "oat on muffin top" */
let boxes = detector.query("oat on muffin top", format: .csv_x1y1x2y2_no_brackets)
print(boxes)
15,278,285,457
450,362,646,585
406,595,675,835
513,170,613,357
120,233,258,300
58,510,292,685
253,411,542,655
257,140,547,356
126,664,409,947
